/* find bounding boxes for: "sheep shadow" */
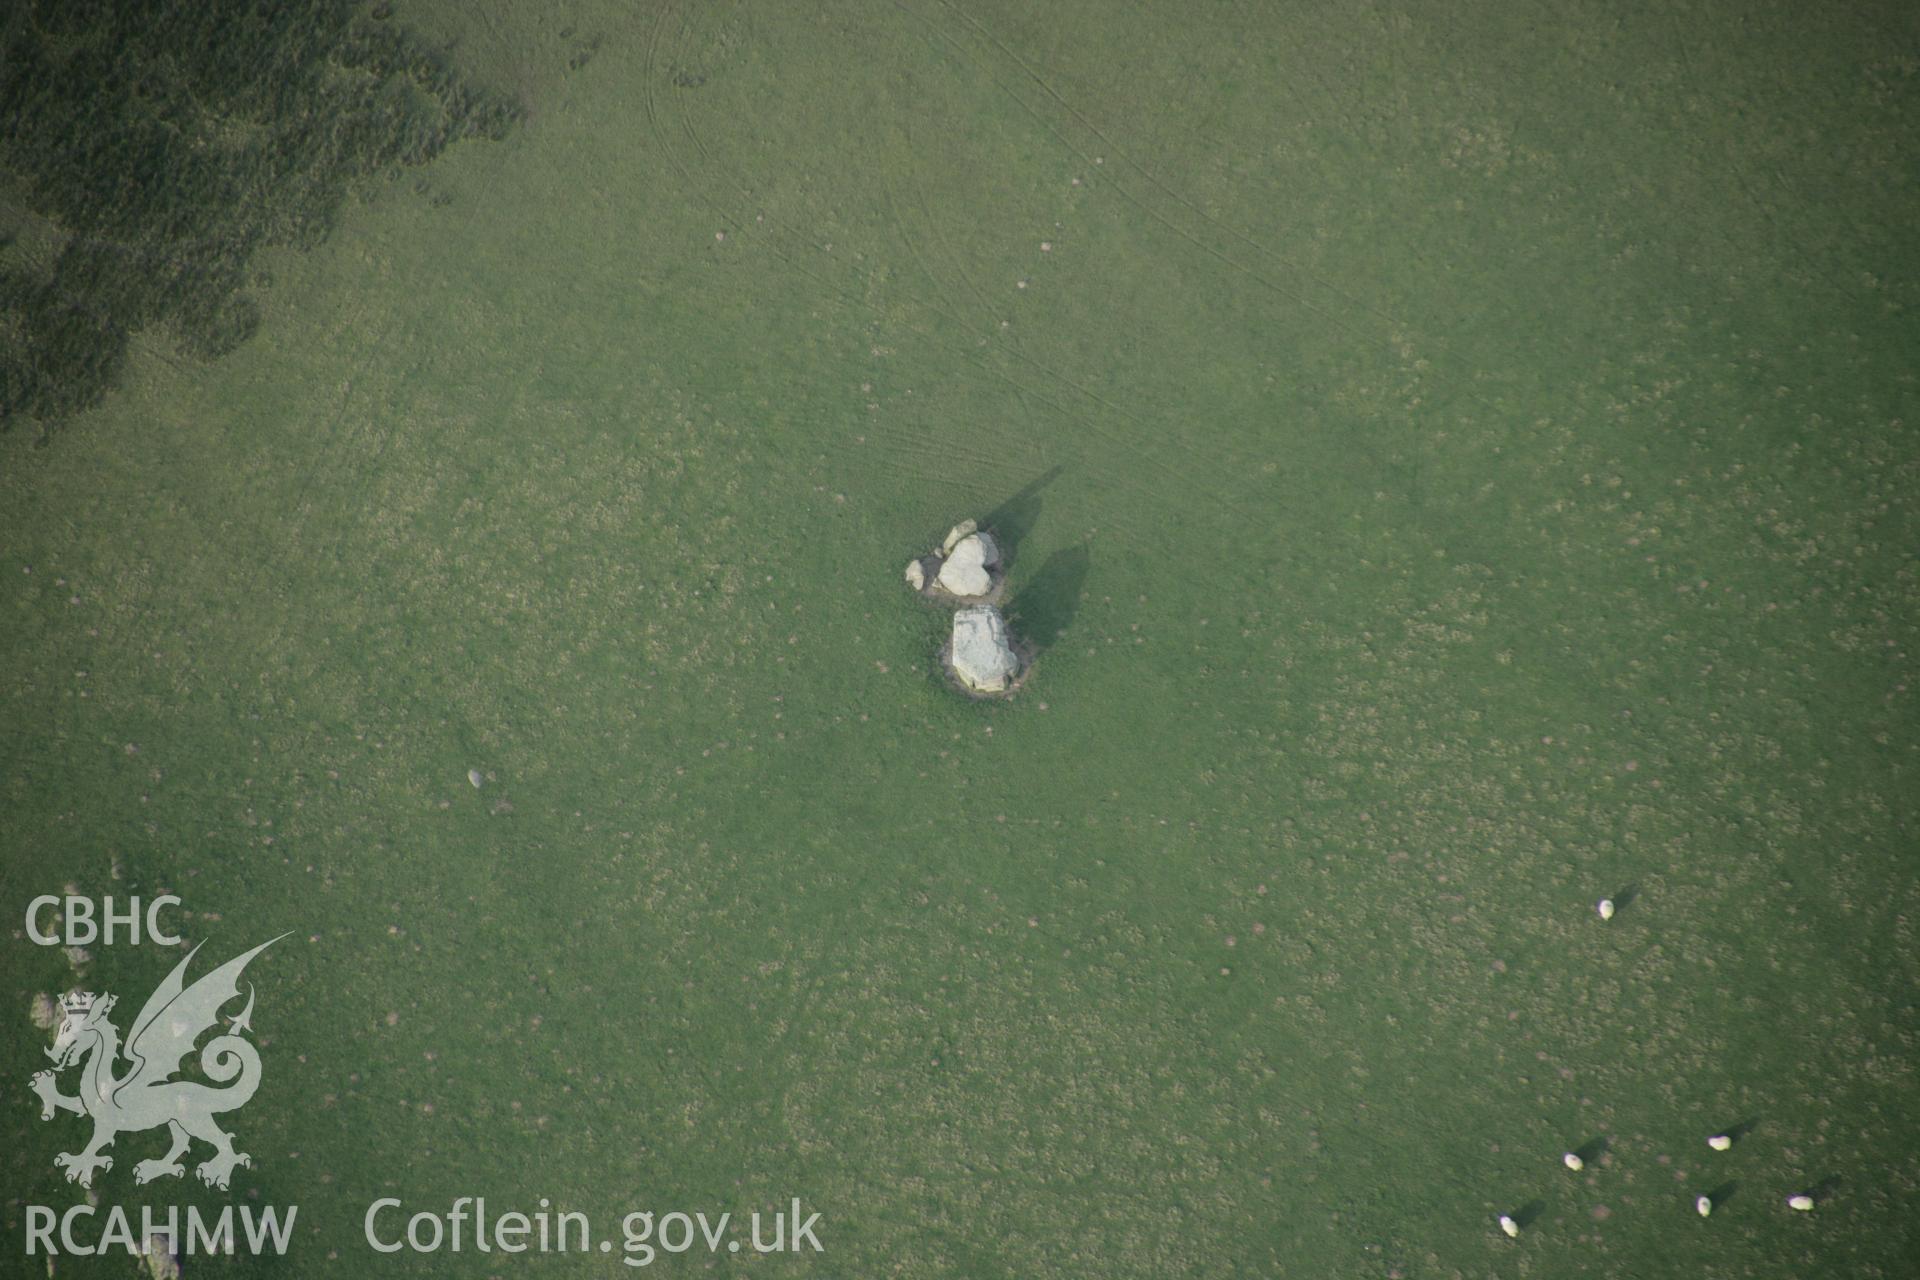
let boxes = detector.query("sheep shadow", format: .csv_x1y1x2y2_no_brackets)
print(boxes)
1008,545,1090,653
1511,1200,1547,1228
1572,1136,1610,1164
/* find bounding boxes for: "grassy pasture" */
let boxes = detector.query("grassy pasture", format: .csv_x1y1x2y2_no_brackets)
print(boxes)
3,0,1916,1275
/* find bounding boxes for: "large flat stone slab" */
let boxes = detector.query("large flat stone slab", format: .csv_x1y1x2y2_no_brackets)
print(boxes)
948,605,1020,693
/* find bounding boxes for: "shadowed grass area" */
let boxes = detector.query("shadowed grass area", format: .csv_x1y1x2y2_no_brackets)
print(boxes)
0,0,518,435
1,0,1915,1276
1008,545,1090,653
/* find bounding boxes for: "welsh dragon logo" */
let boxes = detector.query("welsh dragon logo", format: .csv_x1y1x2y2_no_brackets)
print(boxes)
30,936,285,1190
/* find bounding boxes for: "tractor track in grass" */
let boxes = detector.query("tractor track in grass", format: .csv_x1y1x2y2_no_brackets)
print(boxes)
898,0,1639,514
894,121,1065,465
645,0,1239,540
901,0,1379,342
898,115,1006,334
878,168,972,330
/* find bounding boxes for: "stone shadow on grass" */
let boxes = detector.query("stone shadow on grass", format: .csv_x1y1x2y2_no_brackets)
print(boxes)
1008,545,1090,653
980,464,1063,561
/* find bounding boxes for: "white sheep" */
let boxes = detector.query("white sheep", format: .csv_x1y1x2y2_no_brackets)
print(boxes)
1596,898,1615,920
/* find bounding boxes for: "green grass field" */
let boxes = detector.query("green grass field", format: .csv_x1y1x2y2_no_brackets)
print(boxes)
4,0,1916,1275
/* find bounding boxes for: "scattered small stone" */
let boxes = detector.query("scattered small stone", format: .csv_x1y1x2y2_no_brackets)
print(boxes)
467,769,484,789
940,519,977,554
905,559,927,591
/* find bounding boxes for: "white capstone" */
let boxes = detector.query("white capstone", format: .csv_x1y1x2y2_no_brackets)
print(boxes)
937,532,1000,598
941,518,978,554
949,606,1020,693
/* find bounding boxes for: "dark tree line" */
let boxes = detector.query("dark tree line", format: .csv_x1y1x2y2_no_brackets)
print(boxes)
0,0,519,438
